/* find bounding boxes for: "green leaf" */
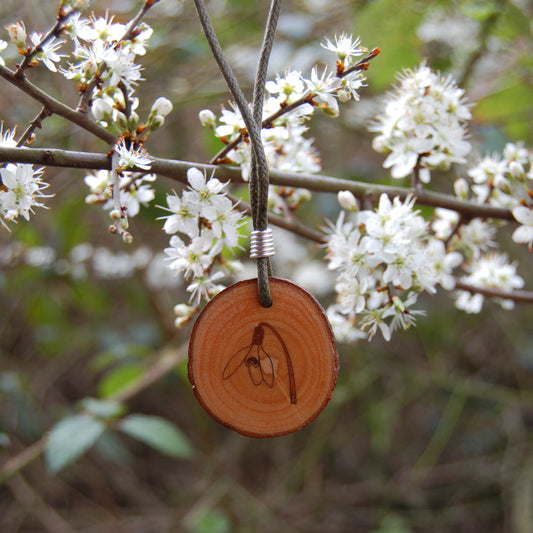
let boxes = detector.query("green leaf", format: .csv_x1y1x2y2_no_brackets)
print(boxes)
97,363,144,398
458,0,500,20
45,414,106,473
79,397,126,420
118,414,193,459
192,509,231,533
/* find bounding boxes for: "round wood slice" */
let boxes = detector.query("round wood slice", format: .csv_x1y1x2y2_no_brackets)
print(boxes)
188,277,338,437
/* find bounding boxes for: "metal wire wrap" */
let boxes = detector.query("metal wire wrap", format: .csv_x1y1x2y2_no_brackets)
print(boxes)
250,228,275,259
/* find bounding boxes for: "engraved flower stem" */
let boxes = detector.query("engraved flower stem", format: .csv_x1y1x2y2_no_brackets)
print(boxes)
259,322,297,404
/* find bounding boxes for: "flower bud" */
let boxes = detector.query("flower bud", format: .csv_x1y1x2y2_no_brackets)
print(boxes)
151,97,173,117
509,161,524,179
110,209,122,220
338,190,358,211
494,175,511,193
85,193,99,204
103,186,113,200
454,178,469,199
372,135,387,153
174,303,193,316
392,295,405,312
115,111,128,130
119,216,129,230
174,303,194,327
108,224,117,234
337,89,351,103
6,21,26,48
122,232,133,244
127,112,140,132
91,98,112,122
149,114,165,130
199,109,216,128
322,103,339,117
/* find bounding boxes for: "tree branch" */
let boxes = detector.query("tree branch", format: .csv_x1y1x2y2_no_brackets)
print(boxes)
0,64,116,144
16,106,52,146
0,145,517,222
208,49,380,165
0,345,187,486
454,281,533,304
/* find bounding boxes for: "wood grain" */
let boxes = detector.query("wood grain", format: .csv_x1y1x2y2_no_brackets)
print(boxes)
188,277,338,437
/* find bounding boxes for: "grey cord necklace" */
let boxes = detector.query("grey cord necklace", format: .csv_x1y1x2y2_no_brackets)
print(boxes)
193,0,281,307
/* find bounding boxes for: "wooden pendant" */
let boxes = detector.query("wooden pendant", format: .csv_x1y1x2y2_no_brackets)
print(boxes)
188,277,338,437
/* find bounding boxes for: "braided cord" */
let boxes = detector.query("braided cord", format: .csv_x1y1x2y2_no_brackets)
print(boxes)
193,0,281,306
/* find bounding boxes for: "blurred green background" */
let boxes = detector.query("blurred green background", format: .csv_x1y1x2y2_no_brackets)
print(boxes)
1,0,533,531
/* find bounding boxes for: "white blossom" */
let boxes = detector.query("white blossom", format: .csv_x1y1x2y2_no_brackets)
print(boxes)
186,270,226,305
0,124,16,147
0,39,7,66
370,63,471,183
92,247,138,278
327,305,367,343
115,140,152,171
512,205,533,249
454,253,524,313
265,69,306,103
159,191,200,238
84,169,155,217
6,21,26,48
160,168,245,310
321,34,364,67
29,32,65,72
305,66,340,116
325,194,441,340
150,97,173,117
0,164,50,226
337,190,358,211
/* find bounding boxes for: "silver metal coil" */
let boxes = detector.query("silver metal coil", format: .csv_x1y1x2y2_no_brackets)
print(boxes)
250,228,275,259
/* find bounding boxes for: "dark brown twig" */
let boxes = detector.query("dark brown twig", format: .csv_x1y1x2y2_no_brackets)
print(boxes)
16,106,51,146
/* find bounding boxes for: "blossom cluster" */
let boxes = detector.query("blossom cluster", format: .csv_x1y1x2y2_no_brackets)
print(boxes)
0,126,50,228
2,6,175,235
371,62,471,183
459,142,533,249
425,141,532,314
1,1,532,343
455,253,524,313
199,34,367,212
84,168,156,218
325,192,462,341
59,12,150,93
159,168,246,326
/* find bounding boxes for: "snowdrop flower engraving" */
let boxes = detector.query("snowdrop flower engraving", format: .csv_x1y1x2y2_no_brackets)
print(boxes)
371,63,471,183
